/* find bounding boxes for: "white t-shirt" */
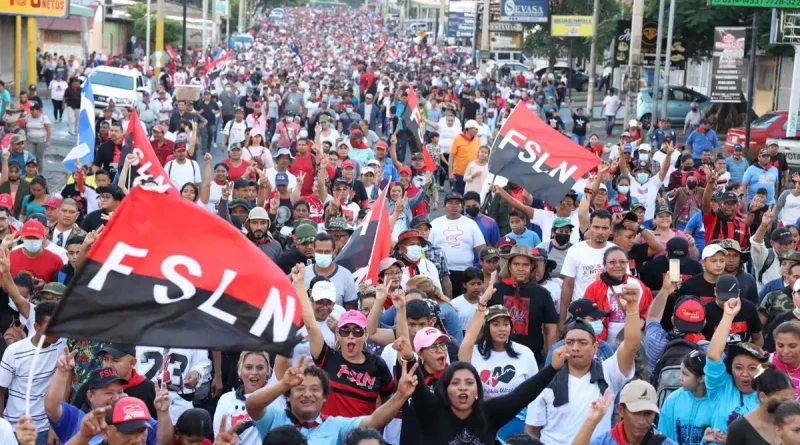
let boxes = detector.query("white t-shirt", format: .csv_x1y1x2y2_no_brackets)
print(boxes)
437,118,463,154
135,347,212,423
165,159,202,189
0,418,15,445
223,120,249,149
561,241,618,302
629,175,664,221
602,95,621,117
49,80,68,101
470,342,538,400
265,168,298,191
429,215,486,271
532,209,581,245
213,391,260,445
0,337,66,432
526,352,634,444
206,181,224,212
451,295,478,332
782,193,800,226
542,277,564,315
319,129,340,148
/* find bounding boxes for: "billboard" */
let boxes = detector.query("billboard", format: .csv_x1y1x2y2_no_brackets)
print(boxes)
499,0,548,23
216,0,228,15
448,11,476,38
551,16,593,37
613,20,686,70
710,27,746,103
0,0,69,18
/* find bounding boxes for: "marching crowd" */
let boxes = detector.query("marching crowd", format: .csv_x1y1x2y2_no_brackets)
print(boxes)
3,5,800,445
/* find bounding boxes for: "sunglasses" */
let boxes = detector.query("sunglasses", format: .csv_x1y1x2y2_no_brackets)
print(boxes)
338,327,365,338
688,349,703,361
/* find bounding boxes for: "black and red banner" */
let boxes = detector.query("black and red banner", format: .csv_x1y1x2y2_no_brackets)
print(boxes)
402,86,426,153
46,188,303,353
488,104,599,207
119,110,179,196
334,185,391,286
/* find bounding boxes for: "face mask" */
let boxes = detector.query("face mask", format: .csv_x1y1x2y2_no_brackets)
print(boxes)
314,253,333,268
465,207,480,217
554,234,570,246
687,182,698,190
589,320,604,336
23,239,42,253
617,185,630,195
8,298,17,312
346,107,354,113
639,154,650,162
405,245,423,261
636,173,649,184
691,106,697,111
225,87,232,92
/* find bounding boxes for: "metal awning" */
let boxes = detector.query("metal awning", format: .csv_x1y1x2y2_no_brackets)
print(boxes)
69,3,95,17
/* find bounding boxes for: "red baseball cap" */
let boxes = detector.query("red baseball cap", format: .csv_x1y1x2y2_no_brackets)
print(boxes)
673,296,705,333
398,166,412,176
105,397,151,434
0,193,13,210
20,220,45,240
342,160,356,169
44,196,62,209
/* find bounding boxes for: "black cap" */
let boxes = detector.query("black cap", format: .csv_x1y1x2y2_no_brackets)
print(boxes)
715,274,740,301
86,367,128,390
444,192,464,203
333,177,353,188
175,408,214,439
97,185,126,201
771,228,794,244
227,199,251,211
568,299,609,321
95,344,137,358
410,215,431,229
718,191,739,203
666,237,689,260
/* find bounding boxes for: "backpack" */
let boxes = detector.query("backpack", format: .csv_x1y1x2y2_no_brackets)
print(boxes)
651,338,709,408
758,249,776,285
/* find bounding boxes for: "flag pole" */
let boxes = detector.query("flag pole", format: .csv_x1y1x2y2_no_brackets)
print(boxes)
24,335,47,416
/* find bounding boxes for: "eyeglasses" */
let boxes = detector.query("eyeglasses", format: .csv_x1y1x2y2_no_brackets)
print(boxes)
559,201,575,206
338,327,365,338
423,342,447,353
605,260,628,266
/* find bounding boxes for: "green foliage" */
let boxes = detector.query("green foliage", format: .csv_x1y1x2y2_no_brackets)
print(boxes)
127,5,183,47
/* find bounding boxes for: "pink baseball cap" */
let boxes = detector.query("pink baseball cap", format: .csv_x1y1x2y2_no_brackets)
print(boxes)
337,310,367,329
44,196,62,209
250,128,264,138
413,327,450,353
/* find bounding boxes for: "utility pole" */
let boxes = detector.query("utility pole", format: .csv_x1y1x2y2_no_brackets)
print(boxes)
661,0,676,117
624,0,645,124
479,0,490,74
399,0,405,34
212,0,218,46
744,9,758,151
586,0,601,118
182,0,188,57
238,0,244,33
146,0,151,68
27,18,36,88
202,0,208,54
155,0,165,79
14,16,21,97
651,0,666,129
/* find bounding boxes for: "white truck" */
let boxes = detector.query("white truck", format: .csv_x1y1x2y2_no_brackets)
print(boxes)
87,66,149,115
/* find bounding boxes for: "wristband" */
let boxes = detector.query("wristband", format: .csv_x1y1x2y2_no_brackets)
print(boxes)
626,310,639,316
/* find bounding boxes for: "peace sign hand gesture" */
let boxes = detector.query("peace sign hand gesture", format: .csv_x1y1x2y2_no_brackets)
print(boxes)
282,355,309,388
396,359,419,399
57,346,77,373
586,389,616,423
480,271,496,306
214,414,244,445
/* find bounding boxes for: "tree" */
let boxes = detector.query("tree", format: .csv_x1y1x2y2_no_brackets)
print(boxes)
523,0,625,66
127,5,183,48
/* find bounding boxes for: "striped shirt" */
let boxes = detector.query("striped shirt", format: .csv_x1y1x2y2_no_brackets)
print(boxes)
0,337,65,432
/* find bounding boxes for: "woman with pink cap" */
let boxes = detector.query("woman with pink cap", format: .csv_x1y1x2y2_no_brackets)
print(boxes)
242,128,272,170
291,264,395,419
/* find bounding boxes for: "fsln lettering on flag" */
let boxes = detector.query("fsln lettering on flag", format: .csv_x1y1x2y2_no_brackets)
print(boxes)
118,109,179,195
488,103,599,207
45,187,303,353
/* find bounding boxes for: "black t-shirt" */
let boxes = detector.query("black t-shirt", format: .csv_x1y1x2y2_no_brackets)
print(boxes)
462,101,480,121
81,209,109,233
572,114,589,136
770,152,789,184
168,111,201,133
628,243,653,278
663,273,718,332
639,256,704,293
488,280,559,364
702,298,762,347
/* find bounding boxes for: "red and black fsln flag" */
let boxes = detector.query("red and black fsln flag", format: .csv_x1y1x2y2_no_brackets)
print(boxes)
402,86,437,172
334,185,391,287
45,188,303,353
488,103,599,208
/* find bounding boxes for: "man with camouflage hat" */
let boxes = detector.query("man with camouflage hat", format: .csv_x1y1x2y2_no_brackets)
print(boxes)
324,216,354,254
277,222,317,274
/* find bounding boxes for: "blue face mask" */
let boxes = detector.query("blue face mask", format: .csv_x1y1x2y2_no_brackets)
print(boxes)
589,320,604,336
314,253,333,268
23,239,42,253
639,154,650,162
405,245,423,261
636,173,649,184
617,185,630,195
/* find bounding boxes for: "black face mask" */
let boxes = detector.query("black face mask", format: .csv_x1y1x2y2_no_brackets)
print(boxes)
465,206,480,217
554,234,570,246
683,166,693,172
687,182,697,190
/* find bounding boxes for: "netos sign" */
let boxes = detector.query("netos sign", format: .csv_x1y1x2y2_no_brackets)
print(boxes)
0,0,69,18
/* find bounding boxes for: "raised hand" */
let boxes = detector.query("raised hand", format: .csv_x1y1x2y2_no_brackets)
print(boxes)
392,336,414,360
396,359,419,398
618,284,639,312
83,226,104,247
204,153,212,164
214,414,244,445
376,281,391,301
57,347,78,373
586,389,615,423
269,195,280,211
14,415,37,445
550,346,570,370
124,153,137,166
78,407,108,438
282,355,308,388
297,171,306,187
724,297,741,317
221,181,233,200
290,264,305,285
153,379,170,413
480,271,496,305
0,233,18,252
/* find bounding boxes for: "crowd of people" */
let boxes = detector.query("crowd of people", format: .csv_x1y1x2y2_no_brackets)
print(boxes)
3,5,800,445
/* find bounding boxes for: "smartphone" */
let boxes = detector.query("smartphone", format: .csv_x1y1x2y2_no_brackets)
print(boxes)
669,258,681,283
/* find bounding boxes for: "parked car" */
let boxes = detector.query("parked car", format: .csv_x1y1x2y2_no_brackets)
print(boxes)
635,86,711,130
534,66,591,91
87,66,148,116
724,111,800,159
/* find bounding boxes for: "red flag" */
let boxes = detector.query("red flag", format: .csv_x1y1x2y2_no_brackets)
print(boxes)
120,110,180,196
488,104,599,207
45,187,303,352
422,145,438,173
334,185,391,287
165,45,178,60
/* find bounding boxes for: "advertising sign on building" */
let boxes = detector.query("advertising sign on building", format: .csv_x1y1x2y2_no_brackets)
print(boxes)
448,11,476,38
710,26,746,103
216,0,229,15
499,0,548,23
613,20,686,70
0,0,69,18
551,16,593,37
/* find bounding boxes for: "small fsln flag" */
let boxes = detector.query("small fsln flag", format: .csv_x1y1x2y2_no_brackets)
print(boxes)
45,187,303,352
335,185,391,287
62,78,95,173
402,86,431,166
488,103,599,207
118,109,179,196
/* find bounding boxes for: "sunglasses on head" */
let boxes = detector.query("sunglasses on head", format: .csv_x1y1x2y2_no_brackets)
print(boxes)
338,326,365,338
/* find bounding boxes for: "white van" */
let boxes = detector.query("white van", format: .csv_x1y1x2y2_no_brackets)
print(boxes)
87,66,148,115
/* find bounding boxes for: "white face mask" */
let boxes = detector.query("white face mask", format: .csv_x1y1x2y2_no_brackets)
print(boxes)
405,245,423,262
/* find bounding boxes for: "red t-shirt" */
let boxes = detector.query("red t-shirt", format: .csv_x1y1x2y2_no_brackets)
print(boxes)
223,159,253,182
290,153,316,196
10,248,64,282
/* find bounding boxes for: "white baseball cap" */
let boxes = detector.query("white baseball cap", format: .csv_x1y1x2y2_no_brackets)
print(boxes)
311,281,336,303
629,119,638,127
702,244,728,260
464,119,480,129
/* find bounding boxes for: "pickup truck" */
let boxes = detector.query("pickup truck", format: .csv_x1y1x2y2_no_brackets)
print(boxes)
769,136,800,171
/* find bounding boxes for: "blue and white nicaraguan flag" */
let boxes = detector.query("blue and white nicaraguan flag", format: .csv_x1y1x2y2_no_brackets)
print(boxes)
62,78,95,172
